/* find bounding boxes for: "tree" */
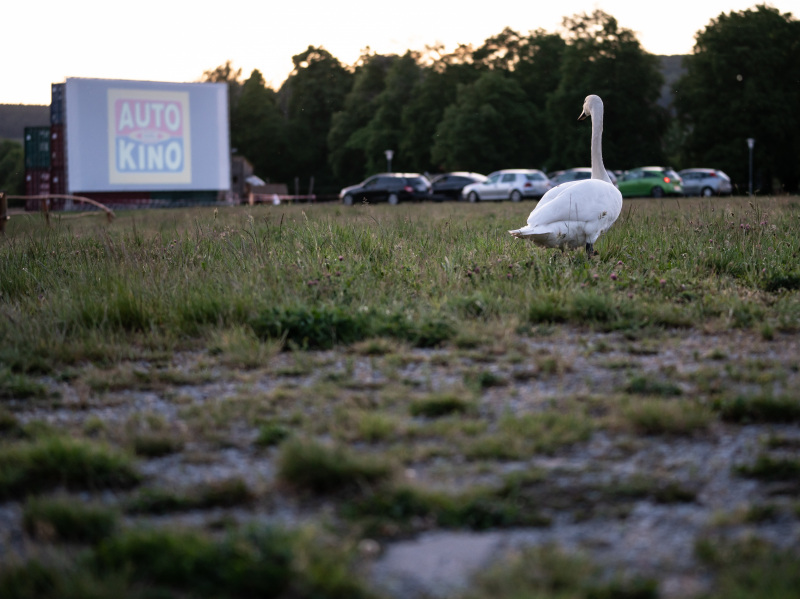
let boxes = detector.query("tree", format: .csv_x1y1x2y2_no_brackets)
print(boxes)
399,48,484,174
279,47,353,192
431,71,538,172
230,70,289,182
675,4,800,193
328,54,396,183
546,10,667,172
362,52,423,174
0,140,24,195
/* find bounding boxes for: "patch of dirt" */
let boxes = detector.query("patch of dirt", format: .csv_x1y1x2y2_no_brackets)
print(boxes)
3,327,800,597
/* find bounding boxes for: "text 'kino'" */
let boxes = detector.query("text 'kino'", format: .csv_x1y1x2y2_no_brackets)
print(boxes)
117,139,183,172
117,101,182,132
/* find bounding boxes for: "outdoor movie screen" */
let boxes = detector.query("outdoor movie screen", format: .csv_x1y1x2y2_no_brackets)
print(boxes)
64,77,230,192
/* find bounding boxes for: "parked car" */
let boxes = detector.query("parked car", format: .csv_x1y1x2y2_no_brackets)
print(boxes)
549,167,617,187
429,172,487,201
339,173,431,205
461,169,552,202
616,167,683,198
678,168,733,196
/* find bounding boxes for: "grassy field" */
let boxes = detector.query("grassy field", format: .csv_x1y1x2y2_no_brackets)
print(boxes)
1,197,800,598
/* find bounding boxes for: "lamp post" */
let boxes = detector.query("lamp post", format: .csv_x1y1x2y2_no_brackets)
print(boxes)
385,149,394,173
746,138,755,196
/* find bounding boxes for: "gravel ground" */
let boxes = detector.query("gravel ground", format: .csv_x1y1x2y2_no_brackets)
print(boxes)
3,326,800,597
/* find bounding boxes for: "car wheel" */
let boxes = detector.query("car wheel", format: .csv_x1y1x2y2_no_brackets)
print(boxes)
388,193,400,205
468,191,479,203
702,187,714,197
342,194,354,206
510,190,522,202
651,186,665,198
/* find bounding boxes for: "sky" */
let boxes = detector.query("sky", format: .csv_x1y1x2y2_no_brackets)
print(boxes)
3,0,795,105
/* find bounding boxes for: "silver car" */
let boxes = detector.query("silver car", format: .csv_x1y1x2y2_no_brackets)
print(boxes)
549,167,618,187
678,168,733,196
462,169,552,202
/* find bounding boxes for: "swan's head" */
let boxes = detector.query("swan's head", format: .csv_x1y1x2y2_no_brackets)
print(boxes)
578,95,603,121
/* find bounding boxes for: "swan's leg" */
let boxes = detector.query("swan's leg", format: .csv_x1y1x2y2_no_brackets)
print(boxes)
585,242,594,257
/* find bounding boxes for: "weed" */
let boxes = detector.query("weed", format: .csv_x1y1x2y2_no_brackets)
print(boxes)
736,454,800,481
461,545,657,599
254,421,291,447
276,438,393,494
208,325,282,368
716,394,800,424
466,411,593,459
344,483,549,535
0,436,140,498
127,477,254,514
695,537,800,599
91,527,293,597
23,495,118,543
0,369,51,400
624,375,683,397
618,398,712,435
464,369,507,390
131,431,185,457
410,393,473,418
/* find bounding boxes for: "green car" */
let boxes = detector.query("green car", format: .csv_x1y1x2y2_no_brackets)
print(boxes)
617,167,684,198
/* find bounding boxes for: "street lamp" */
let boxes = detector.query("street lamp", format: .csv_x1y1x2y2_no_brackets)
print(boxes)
746,138,755,196
385,149,394,173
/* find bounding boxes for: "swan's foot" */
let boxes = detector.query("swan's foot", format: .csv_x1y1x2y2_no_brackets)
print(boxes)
585,243,598,257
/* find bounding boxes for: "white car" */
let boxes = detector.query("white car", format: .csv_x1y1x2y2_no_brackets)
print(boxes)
462,169,552,202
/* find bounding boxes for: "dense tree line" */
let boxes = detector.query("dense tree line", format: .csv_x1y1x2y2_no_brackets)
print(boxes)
1,5,796,198
207,5,798,195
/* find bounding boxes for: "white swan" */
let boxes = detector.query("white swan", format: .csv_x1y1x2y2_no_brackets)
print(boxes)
508,95,622,257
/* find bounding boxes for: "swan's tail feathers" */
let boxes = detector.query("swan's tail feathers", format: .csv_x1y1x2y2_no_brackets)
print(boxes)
508,228,553,246
508,226,534,238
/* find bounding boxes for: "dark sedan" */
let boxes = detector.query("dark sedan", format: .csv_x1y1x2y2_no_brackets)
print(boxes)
428,172,487,201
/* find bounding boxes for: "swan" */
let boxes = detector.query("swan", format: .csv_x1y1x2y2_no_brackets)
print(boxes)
508,95,622,257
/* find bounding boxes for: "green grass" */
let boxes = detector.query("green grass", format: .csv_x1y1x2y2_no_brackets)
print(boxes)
458,545,657,599
344,482,550,535
716,394,800,423
1,199,799,372
2,199,800,597
617,397,713,435
126,477,255,515
0,436,141,498
410,393,474,418
0,525,374,599
276,437,394,494
696,537,800,599
23,496,118,544
736,453,800,481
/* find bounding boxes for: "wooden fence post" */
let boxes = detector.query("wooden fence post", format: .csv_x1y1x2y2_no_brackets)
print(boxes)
0,192,7,235
42,196,50,226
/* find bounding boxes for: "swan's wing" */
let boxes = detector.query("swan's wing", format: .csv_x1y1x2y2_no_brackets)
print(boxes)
527,180,621,228
535,180,582,210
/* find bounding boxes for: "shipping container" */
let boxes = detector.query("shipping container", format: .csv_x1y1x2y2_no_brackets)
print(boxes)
25,169,51,196
50,124,65,168
51,83,65,125
50,167,67,195
24,126,51,169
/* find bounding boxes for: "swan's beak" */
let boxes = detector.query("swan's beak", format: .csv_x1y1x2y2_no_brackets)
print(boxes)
578,109,588,121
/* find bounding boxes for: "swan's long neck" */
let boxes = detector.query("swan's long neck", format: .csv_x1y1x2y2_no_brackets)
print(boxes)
590,105,612,184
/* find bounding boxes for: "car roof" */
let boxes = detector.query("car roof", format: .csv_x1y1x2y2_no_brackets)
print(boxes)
490,169,545,175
